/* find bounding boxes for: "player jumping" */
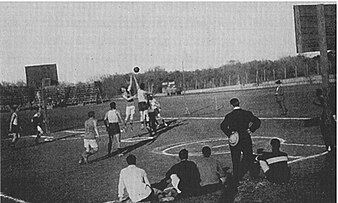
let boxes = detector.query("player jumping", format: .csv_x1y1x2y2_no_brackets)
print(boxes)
121,75,136,132
133,75,150,130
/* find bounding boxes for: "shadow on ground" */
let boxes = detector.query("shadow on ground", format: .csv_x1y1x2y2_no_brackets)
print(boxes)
89,119,187,164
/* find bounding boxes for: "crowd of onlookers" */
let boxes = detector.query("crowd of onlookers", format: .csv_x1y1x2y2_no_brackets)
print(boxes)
117,140,291,203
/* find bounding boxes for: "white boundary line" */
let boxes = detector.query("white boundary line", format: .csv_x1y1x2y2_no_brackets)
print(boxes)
63,130,84,133
122,137,154,142
163,117,312,120
0,192,29,203
288,151,328,164
152,136,326,164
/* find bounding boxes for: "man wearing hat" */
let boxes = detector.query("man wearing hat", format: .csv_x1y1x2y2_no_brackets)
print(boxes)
220,98,261,187
275,80,288,115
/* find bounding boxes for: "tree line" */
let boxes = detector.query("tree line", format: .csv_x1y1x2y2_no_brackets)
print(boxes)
99,53,336,98
1,52,335,101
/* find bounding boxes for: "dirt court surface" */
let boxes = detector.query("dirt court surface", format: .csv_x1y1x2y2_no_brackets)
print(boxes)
1,84,336,203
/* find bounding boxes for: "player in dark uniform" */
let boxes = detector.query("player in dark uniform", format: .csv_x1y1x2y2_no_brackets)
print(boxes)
31,107,44,144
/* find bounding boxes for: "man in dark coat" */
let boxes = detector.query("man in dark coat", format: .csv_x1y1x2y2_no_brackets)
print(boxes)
220,98,261,186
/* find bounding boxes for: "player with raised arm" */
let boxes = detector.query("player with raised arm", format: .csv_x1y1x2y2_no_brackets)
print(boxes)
121,75,136,132
79,111,100,164
104,102,125,156
133,75,150,130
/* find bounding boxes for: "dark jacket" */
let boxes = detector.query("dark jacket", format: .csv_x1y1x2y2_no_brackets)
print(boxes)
220,108,261,143
166,160,201,194
258,151,290,184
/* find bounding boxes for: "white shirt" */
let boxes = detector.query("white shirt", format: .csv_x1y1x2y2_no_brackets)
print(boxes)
104,109,119,123
137,89,147,102
10,112,18,126
118,165,152,202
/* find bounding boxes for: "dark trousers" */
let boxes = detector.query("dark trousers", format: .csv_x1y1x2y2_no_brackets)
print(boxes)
277,100,287,114
230,141,254,185
148,112,157,136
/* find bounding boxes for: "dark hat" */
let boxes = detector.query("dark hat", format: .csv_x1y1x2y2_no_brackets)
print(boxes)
275,80,282,84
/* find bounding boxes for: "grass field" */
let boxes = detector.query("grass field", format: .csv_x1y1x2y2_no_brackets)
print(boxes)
1,84,336,203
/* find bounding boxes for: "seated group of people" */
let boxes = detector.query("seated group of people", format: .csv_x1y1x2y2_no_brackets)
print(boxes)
118,138,290,203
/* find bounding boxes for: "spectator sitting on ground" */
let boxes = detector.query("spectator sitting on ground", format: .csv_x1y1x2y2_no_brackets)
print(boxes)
196,146,228,194
118,154,159,202
256,138,291,184
152,149,201,199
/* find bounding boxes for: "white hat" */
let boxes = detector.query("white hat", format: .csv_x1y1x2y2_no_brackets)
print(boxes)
229,131,239,147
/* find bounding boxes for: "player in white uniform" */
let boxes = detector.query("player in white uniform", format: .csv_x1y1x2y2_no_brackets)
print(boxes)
133,75,150,130
79,111,100,164
121,75,136,132
9,105,21,148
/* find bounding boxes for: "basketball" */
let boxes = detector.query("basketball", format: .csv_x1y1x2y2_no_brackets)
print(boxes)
133,66,140,73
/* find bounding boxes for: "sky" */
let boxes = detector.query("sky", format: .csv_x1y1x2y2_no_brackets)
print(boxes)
0,1,334,83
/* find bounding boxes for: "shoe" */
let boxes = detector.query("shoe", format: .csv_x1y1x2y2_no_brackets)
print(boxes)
118,153,124,157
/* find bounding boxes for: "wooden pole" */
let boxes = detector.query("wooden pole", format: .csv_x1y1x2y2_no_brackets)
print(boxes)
316,4,329,89
41,82,50,135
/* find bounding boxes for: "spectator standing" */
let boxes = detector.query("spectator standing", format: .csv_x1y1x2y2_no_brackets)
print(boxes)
275,80,288,116
220,98,261,186
313,88,336,152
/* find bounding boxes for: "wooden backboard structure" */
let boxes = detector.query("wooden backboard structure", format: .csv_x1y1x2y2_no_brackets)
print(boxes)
294,4,336,53
25,64,59,89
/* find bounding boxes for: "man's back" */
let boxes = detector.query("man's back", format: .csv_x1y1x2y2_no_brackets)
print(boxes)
119,165,151,202
166,160,201,193
221,108,261,138
259,151,290,184
196,157,225,186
